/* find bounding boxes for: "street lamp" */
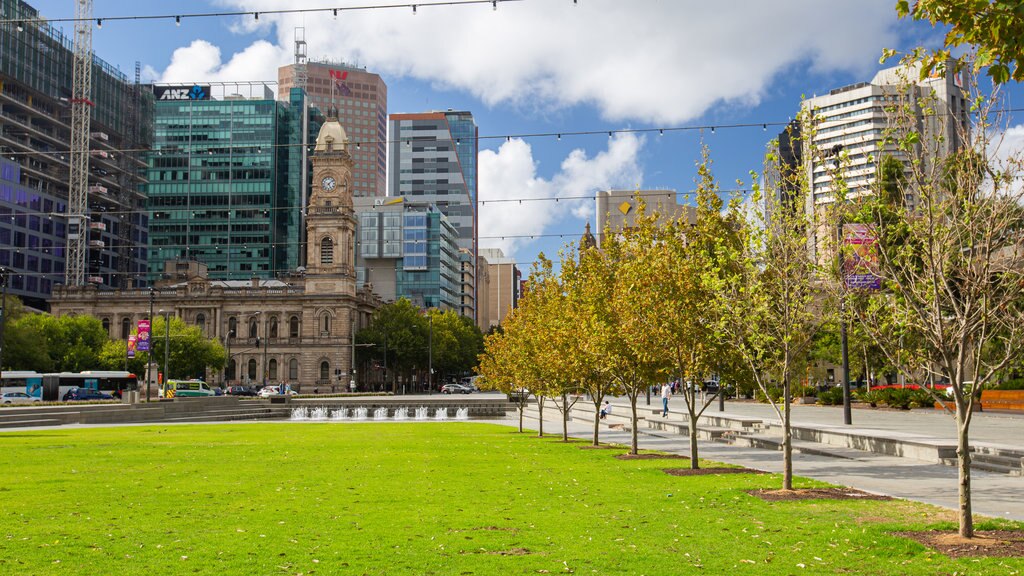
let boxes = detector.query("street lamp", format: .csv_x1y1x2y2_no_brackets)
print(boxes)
224,329,235,386
160,309,170,395
147,287,154,402
263,315,270,391
0,267,9,381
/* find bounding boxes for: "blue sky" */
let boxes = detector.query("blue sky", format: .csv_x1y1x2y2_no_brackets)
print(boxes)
28,0,1024,268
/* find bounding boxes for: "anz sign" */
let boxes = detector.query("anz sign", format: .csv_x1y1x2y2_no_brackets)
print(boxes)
153,84,211,101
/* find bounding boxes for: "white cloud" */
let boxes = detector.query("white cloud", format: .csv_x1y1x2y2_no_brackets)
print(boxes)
988,124,1024,196
187,0,898,124
479,133,644,257
157,39,288,92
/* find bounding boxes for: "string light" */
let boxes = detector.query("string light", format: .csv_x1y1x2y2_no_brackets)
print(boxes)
412,5,418,14
175,15,180,26
254,12,259,21
16,21,23,32
96,18,102,28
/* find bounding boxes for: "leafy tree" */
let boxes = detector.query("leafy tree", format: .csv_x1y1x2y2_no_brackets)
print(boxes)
6,314,108,372
844,85,1024,537
477,307,538,433
356,299,429,391
99,316,226,381
896,0,1024,84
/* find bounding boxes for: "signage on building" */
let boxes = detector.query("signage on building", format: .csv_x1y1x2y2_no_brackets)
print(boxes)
153,84,211,101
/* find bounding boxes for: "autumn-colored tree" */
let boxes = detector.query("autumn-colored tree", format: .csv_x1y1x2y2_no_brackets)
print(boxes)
478,304,539,433
718,132,830,490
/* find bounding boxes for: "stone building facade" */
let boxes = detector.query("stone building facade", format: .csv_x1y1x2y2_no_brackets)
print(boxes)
49,119,380,392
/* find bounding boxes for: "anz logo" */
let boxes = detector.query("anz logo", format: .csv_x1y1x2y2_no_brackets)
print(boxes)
155,84,210,101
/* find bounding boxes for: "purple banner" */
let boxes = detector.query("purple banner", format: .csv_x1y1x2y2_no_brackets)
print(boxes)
137,320,151,352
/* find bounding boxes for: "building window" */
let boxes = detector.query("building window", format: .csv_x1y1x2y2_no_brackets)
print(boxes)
269,359,278,380
101,318,110,336
321,313,330,335
121,318,131,340
320,237,334,265
289,315,299,338
319,361,330,381
228,316,238,338
195,313,206,335
289,358,299,380
269,316,278,338
247,359,257,381
249,318,258,339
227,359,236,381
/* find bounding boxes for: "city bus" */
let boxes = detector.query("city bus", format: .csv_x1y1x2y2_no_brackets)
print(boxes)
1,371,138,401
0,371,46,398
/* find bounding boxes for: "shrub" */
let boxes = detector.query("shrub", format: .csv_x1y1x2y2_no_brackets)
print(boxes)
754,386,784,404
793,384,817,398
992,378,1024,391
817,387,845,406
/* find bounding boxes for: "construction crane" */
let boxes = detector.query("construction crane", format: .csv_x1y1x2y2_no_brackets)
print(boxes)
66,0,93,286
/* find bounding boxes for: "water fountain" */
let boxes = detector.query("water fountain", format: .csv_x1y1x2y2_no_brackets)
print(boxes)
394,407,409,421
331,408,348,420
353,407,369,420
415,407,429,420
310,406,330,421
373,407,389,420
455,407,469,420
434,407,448,420
290,406,309,421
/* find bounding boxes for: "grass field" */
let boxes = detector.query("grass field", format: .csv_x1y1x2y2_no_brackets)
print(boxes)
1,422,1021,575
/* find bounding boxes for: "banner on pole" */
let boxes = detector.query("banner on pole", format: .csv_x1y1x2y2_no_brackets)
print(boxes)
127,334,137,358
843,223,881,290
137,320,151,351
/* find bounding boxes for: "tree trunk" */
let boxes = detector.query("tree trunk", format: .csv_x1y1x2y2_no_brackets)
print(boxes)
782,375,793,490
517,403,524,433
689,405,699,470
562,394,569,441
630,395,639,455
592,399,601,446
537,397,544,438
957,401,975,538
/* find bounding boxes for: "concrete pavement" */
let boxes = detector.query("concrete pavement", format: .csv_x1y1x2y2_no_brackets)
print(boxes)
502,398,1024,522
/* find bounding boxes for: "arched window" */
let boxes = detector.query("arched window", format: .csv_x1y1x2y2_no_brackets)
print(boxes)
269,359,278,380
289,316,299,338
121,318,131,340
227,359,236,381
319,361,330,381
247,359,257,381
228,316,238,338
196,313,206,329
269,316,278,339
249,318,258,339
320,237,334,265
289,359,299,380
101,318,110,336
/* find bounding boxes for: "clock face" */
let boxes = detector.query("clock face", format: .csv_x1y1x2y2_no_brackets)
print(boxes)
321,177,337,191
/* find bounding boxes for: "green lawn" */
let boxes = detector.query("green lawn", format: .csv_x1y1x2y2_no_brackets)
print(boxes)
1,423,1019,575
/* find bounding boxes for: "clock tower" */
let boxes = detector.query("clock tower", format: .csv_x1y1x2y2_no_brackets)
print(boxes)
306,119,357,296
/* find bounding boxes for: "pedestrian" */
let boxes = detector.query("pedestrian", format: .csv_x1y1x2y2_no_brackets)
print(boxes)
661,383,672,417
599,401,611,420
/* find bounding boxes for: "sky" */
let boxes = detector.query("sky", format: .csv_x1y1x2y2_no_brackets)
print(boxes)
26,0,1024,269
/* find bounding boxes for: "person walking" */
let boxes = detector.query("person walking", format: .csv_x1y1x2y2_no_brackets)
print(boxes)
661,383,672,417
600,401,612,419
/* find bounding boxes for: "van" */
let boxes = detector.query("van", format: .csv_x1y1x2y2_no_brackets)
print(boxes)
164,380,214,398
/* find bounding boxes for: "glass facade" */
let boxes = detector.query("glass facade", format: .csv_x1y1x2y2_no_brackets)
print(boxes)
146,90,319,280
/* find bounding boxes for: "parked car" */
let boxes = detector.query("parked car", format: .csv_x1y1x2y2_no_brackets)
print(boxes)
258,385,297,398
226,386,258,397
62,387,115,402
441,383,473,394
1,391,41,404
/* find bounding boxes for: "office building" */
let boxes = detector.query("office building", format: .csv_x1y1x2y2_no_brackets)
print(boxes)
802,63,968,209
51,119,381,391
1,0,152,307
145,86,321,281
478,248,519,330
594,189,697,247
279,60,386,198
388,110,478,319
354,196,461,311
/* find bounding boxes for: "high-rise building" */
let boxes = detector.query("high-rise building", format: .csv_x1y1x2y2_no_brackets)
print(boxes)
802,63,968,210
478,248,519,330
279,60,386,198
594,190,696,247
354,196,461,311
0,0,152,307
145,86,321,281
388,110,478,318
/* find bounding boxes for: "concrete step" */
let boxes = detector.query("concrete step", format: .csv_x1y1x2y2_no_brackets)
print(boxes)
730,434,865,460
968,453,1024,475
644,419,732,441
0,418,63,428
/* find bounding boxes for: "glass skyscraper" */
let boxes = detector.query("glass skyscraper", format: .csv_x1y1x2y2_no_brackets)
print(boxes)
146,88,320,280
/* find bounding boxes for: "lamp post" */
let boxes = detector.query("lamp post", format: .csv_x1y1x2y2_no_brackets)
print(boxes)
428,312,433,394
224,329,235,386
161,309,170,394
147,287,154,402
263,316,270,391
830,144,852,426
0,267,9,381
